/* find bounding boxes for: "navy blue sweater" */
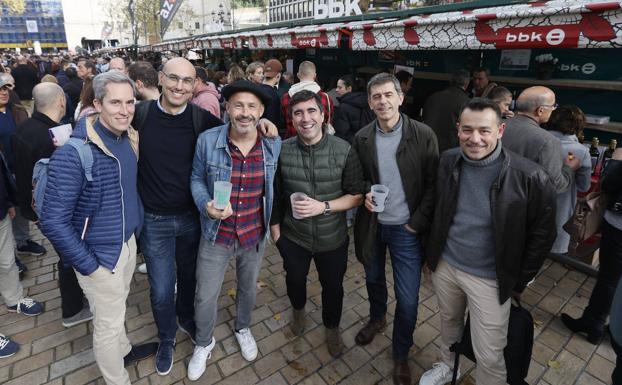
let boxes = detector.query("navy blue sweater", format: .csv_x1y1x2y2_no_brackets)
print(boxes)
94,120,140,241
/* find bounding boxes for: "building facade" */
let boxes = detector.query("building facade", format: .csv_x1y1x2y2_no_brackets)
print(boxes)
0,0,68,51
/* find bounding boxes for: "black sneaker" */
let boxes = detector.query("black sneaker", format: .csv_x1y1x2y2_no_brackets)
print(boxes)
155,341,175,376
15,257,27,277
16,240,46,257
177,319,196,344
123,342,158,367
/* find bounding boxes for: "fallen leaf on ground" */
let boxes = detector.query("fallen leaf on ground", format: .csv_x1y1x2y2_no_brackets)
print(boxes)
274,313,281,321
227,288,236,298
257,280,269,289
547,360,561,369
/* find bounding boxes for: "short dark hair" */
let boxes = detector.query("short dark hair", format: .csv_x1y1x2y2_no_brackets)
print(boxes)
488,86,512,102
450,69,470,88
128,61,158,88
289,90,323,116
546,105,585,135
473,67,491,76
338,74,365,92
79,59,97,75
195,66,209,84
394,70,413,85
459,97,502,124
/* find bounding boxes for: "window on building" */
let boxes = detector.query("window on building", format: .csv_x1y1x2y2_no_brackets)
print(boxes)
195,22,200,29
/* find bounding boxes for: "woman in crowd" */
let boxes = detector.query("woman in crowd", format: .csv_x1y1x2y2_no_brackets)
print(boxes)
545,106,592,254
561,145,622,344
246,61,264,84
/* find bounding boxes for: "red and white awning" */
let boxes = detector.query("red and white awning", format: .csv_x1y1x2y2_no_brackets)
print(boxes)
148,0,622,52
348,0,622,50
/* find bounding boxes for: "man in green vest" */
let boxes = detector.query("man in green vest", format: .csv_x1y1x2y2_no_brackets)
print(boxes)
270,90,365,357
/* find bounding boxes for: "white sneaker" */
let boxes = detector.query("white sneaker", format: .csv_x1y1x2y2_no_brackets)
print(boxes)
187,337,215,381
419,362,458,385
234,328,258,361
137,263,147,274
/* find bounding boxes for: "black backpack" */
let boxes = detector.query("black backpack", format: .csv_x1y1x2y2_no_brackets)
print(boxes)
450,301,533,385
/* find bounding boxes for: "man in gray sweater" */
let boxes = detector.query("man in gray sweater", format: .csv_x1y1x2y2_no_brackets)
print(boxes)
503,86,580,192
420,98,556,385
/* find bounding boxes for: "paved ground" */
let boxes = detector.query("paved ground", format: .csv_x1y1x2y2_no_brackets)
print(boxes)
0,227,617,385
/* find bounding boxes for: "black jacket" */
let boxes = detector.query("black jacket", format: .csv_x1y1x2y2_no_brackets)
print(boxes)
12,111,58,221
423,85,469,153
602,159,622,211
352,114,439,265
334,92,375,144
426,147,557,304
0,151,15,220
62,77,83,106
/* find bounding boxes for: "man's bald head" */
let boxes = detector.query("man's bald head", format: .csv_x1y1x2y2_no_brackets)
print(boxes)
162,57,196,77
17,56,27,65
297,61,316,81
33,82,65,121
515,86,556,124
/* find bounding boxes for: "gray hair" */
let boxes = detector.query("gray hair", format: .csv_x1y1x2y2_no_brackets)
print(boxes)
514,94,548,113
93,71,136,101
33,83,64,111
366,73,402,96
450,69,471,88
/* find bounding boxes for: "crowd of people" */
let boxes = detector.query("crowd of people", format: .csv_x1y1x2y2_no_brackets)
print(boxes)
0,51,621,385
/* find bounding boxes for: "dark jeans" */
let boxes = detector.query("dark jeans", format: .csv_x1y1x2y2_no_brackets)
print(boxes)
277,235,348,329
584,220,622,326
612,334,622,385
364,223,423,361
140,211,201,344
58,259,85,319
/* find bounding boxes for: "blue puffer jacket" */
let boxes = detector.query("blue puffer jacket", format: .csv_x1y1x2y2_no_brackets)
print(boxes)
39,115,142,276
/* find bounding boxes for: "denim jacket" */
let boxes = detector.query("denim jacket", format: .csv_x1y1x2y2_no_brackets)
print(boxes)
190,123,281,243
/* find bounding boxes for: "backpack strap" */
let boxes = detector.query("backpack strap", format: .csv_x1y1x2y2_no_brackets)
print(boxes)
67,138,94,182
133,100,152,133
191,104,204,138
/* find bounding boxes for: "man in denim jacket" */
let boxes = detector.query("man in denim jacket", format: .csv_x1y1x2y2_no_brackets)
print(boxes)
187,80,281,381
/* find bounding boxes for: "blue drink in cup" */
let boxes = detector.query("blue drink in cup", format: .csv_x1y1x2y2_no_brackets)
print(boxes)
214,181,233,210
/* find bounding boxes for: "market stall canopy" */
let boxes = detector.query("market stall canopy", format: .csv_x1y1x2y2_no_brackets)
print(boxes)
144,0,622,52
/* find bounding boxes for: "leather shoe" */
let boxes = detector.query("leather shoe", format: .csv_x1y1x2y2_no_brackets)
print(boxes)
124,342,158,366
560,313,604,345
355,317,386,346
392,360,411,385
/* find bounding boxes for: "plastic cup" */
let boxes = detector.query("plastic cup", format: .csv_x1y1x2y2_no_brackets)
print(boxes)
290,192,308,219
213,181,233,210
371,184,389,212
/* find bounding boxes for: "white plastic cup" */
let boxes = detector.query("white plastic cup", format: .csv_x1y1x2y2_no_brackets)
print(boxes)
213,181,233,210
290,192,308,219
371,184,389,212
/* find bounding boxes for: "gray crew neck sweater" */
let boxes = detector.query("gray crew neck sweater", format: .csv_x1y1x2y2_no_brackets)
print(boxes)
375,117,411,225
442,142,504,279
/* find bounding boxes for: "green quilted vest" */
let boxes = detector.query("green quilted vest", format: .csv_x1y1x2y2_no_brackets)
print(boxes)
279,134,351,252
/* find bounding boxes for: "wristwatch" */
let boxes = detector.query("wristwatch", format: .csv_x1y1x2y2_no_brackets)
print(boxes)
323,201,331,216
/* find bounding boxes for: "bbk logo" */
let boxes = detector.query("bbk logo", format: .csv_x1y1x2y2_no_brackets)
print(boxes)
298,38,317,47
560,62,597,75
314,0,363,19
546,29,565,46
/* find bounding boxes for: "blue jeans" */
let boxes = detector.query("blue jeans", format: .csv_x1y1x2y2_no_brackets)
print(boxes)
364,223,423,361
139,211,200,344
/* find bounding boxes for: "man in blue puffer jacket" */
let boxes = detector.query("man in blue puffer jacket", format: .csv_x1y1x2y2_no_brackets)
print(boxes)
39,71,156,385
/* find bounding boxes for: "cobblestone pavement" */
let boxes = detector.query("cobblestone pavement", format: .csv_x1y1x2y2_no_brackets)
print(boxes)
0,228,617,385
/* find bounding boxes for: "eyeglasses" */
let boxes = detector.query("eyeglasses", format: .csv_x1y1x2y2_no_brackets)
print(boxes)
161,71,195,87
540,103,558,110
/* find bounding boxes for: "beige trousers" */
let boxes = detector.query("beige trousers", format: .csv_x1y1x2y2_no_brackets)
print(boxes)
0,215,22,306
75,235,136,385
432,259,510,385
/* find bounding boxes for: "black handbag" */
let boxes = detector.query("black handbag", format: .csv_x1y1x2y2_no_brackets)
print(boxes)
449,301,533,385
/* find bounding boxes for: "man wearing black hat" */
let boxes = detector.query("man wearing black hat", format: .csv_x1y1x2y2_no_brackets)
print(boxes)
187,80,282,381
